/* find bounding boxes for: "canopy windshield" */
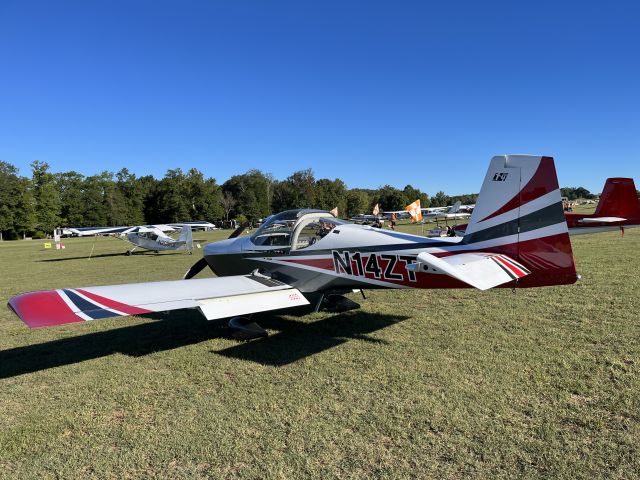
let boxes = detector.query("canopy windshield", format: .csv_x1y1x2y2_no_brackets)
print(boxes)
250,209,344,247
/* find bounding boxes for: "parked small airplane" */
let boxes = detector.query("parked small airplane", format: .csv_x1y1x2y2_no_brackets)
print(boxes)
424,201,471,221
9,155,579,339
565,177,640,234
122,225,193,255
66,224,194,255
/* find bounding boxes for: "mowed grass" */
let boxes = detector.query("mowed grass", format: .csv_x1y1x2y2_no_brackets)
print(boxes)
1,226,639,479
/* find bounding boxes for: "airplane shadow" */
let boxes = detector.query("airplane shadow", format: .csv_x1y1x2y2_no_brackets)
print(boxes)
39,251,187,262
0,311,408,378
39,252,130,262
213,312,409,367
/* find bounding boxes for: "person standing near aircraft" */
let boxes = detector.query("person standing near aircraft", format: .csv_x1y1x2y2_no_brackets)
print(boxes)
390,212,397,230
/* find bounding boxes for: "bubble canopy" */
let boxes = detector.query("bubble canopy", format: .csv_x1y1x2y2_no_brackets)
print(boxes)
250,209,348,248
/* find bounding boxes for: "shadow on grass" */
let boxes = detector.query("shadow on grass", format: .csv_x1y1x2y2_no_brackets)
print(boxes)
39,251,187,262
0,311,407,378
213,312,408,366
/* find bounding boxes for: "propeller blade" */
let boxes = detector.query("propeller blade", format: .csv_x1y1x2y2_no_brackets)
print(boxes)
183,257,209,279
228,222,249,239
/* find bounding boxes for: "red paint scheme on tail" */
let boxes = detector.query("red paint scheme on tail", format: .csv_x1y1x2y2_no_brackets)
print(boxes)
481,156,558,222
565,178,640,229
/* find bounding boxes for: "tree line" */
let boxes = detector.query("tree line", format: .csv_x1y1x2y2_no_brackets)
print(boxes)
0,159,482,240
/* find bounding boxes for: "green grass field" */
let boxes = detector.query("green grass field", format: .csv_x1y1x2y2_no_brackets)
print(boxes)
1,225,639,479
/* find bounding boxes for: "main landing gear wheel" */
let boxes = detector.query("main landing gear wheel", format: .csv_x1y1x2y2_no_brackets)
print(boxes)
321,294,361,313
228,316,268,341
125,250,132,256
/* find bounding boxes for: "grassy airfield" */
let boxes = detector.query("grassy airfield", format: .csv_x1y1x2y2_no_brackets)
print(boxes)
0,222,639,479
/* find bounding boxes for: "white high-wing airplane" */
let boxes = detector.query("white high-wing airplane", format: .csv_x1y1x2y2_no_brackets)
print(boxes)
65,224,194,255
121,225,193,255
423,201,471,221
9,155,579,339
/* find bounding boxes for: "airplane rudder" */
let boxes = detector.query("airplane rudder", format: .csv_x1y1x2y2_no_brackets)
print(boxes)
595,178,639,217
462,155,578,286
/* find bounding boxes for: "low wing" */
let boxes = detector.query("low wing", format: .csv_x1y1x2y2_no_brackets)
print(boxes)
408,252,530,290
8,274,309,328
578,216,627,224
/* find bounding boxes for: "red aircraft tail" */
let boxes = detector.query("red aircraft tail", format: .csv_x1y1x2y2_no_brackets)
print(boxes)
594,178,640,219
462,155,578,287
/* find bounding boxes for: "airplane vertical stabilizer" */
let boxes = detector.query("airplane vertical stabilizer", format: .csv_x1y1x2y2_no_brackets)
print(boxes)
594,178,640,218
462,155,578,287
447,201,462,214
178,225,193,251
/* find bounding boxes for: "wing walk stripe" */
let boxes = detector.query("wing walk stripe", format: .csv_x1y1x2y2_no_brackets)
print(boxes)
62,289,124,320
70,289,129,317
57,290,94,321
75,289,152,315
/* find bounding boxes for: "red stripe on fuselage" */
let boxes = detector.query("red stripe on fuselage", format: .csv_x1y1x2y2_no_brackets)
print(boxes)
281,258,334,270
76,289,152,315
8,290,85,328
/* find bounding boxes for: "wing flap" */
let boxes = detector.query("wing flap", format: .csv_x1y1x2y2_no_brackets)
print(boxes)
407,252,530,290
197,289,308,320
8,274,309,328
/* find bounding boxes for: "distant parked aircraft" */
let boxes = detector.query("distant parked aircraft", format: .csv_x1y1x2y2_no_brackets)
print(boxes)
65,223,195,255
423,201,471,221
565,178,640,234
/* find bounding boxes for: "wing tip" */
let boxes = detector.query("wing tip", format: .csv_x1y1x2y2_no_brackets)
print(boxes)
8,291,85,328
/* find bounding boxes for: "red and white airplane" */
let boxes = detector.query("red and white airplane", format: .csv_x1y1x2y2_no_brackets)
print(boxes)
565,177,640,234
8,155,579,335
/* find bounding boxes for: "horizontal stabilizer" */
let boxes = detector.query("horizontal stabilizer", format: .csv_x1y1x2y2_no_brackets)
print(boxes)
407,252,530,290
578,216,627,224
8,274,309,328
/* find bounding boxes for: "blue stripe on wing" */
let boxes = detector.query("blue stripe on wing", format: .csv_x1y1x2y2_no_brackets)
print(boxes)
63,289,123,320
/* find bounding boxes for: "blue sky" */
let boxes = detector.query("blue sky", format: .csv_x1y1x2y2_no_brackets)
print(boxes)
1,1,638,195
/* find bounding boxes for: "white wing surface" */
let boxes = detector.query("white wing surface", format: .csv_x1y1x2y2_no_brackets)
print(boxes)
8,274,309,328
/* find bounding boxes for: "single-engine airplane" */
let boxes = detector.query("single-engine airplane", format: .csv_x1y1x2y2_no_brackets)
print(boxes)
8,155,579,338
565,177,640,234
66,224,194,255
423,201,471,221
121,224,193,255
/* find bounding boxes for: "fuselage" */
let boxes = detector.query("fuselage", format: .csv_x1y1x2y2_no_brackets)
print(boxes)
203,221,575,293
